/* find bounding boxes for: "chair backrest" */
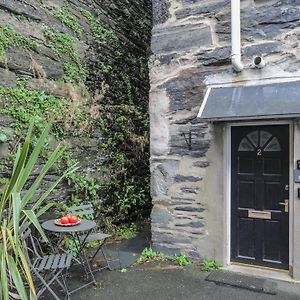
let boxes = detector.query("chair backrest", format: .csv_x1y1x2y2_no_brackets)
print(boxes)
20,227,42,264
67,204,94,219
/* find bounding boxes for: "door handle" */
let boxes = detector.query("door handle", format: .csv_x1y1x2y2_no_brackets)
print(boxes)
279,199,289,213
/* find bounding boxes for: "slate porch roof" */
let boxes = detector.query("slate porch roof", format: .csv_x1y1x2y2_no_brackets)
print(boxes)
198,81,300,121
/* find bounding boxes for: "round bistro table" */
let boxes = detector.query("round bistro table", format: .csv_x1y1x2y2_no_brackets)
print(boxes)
42,219,96,234
42,219,97,293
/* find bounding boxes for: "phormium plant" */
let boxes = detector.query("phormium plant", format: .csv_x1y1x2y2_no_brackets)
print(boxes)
0,122,77,299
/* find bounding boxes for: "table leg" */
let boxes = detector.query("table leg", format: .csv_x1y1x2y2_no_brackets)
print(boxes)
74,232,96,284
64,231,97,296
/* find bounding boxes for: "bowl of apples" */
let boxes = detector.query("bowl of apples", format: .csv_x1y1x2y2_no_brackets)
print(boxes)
54,214,81,226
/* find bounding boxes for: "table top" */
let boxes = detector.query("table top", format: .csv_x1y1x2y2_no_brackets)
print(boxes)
42,219,96,233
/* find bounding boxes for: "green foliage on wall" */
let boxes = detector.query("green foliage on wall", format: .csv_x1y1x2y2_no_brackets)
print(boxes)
97,100,150,220
56,4,83,38
62,152,101,204
0,81,98,208
0,80,91,137
79,8,118,45
0,26,37,63
55,2,151,221
0,0,152,230
43,28,86,83
0,81,66,136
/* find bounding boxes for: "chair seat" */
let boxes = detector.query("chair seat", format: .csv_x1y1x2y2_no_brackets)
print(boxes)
79,232,111,244
33,253,73,271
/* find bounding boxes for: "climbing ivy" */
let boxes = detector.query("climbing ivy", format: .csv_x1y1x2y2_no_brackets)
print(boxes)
72,4,152,222
96,101,150,220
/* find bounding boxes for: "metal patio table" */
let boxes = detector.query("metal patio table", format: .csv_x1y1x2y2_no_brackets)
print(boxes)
42,219,97,294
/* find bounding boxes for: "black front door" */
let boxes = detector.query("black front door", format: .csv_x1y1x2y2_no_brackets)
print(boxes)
231,125,289,269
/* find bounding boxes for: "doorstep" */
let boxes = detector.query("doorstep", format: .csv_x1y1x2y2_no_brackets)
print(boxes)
219,263,300,297
224,263,297,283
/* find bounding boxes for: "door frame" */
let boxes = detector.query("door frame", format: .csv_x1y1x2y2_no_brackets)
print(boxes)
223,120,294,271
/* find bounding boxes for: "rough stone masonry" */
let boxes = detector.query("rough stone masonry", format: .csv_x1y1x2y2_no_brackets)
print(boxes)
0,0,151,203
149,0,300,259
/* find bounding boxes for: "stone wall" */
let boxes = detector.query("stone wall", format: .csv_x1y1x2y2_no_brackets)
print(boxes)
0,0,151,214
150,0,300,258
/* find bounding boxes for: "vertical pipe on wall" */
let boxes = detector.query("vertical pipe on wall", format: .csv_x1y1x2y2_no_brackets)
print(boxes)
231,0,244,72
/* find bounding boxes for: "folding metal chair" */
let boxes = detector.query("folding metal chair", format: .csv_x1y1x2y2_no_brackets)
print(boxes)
67,204,113,270
20,227,73,300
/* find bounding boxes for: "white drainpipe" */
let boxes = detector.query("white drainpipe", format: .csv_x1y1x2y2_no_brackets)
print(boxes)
231,0,244,72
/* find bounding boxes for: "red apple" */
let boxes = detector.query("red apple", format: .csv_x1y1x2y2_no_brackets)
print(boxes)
69,216,79,224
66,214,72,220
60,216,69,224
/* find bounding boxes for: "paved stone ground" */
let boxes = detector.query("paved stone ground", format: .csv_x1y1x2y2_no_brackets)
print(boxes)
71,263,300,300
44,234,300,299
